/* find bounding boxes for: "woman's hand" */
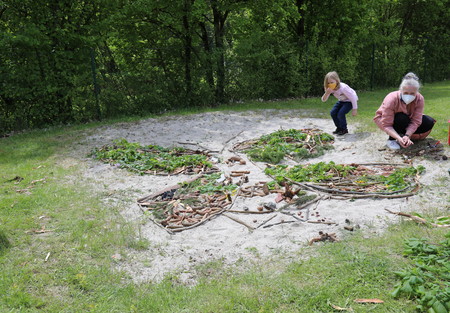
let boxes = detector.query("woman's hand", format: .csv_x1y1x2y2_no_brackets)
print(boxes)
352,109,358,116
398,136,414,148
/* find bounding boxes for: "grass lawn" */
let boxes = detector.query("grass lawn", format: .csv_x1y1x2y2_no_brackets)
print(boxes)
0,81,449,312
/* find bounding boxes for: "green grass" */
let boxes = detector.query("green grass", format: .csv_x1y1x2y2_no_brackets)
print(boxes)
0,81,449,312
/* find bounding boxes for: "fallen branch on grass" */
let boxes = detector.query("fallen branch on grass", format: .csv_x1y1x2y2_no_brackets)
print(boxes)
385,209,450,228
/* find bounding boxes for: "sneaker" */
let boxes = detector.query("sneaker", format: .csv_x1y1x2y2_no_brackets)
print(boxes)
337,129,348,136
386,140,401,150
332,128,341,134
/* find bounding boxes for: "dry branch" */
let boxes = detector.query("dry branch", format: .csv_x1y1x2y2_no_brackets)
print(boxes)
223,213,256,231
385,209,450,228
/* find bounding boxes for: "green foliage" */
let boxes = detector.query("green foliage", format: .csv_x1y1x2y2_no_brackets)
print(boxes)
180,173,238,194
265,162,424,192
1,0,449,134
243,129,334,163
392,233,450,312
376,165,425,191
90,139,212,174
265,161,355,184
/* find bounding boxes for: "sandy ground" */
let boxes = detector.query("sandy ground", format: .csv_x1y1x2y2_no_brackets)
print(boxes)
72,110,449,285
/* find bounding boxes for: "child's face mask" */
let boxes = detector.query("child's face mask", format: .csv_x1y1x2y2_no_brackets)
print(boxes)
328,82,337,90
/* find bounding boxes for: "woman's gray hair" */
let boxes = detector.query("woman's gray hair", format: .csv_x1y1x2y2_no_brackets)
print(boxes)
399,72,420,90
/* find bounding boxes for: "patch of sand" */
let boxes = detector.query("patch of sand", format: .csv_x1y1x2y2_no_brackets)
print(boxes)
74,110,449,284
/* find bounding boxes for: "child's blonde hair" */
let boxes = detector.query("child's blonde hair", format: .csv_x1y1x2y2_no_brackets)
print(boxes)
324,71,341,90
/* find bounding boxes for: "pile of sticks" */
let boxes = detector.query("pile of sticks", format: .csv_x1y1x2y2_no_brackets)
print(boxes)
138,175,233,233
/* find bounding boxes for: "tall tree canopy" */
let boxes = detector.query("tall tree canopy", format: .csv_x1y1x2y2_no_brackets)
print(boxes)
0,0,449,134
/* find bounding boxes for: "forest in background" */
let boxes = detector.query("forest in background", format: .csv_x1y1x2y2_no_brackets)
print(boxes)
0,0,449,134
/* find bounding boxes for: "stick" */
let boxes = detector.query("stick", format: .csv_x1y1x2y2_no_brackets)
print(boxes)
329,192,416,199
45,252,51,262
307,220,338,225
279,211,306,222
286,177,415,198
257,215,277,229
137,175,202,203
137,203,175,234
220,130,244,153
295,196,322,210
226,209,273,214
223,213,256,231
263,220,297,228
356,163,407,166
385,209,450,228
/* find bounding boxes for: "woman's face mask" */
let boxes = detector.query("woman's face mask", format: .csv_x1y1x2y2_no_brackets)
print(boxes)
401,94,416,105
401,86,417,104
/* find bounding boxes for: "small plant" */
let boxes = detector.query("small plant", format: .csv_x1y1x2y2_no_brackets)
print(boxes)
234,129,334,163
90,139,214,175
180,173,238,194
392,232,450,312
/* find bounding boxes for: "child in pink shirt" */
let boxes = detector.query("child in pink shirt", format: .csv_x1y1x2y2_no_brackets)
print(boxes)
321,71,358,135
373,72,435,150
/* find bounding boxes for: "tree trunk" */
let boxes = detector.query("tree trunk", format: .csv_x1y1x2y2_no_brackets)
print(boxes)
199,22,215,97
211,0,228,105
182,0,193,107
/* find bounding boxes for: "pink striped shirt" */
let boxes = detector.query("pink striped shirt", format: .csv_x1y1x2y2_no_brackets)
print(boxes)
373,91,424,136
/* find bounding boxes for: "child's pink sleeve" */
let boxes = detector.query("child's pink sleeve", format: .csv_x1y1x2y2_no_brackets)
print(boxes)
342,85,358,109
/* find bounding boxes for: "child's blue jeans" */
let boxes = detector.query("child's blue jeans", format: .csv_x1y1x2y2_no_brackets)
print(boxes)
330,101,352,131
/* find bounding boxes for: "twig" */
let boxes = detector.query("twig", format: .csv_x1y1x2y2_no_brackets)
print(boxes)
137,174,202,203
226,209,273,214
286,177,416,198
223,213,256,231
307,220,338,225
176,142,219,153
138,203,175,234
356,162,407,166
385,209,450,228
295,196,323,210
263,220,297,228
279,211,306,222
257,215,277,229
220,130,244,153
45,252,51,262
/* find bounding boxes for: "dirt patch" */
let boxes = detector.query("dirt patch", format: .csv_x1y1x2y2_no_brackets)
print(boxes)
73,110,449,284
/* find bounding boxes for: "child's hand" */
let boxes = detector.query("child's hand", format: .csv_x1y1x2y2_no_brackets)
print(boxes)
352,109,358,116
325,88,334,94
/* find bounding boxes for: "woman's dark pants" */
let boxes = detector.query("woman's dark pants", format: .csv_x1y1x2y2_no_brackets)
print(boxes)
388,112,435,140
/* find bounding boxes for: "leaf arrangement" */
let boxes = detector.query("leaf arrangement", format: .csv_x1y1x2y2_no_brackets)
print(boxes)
233,129,334,164
90,139,217,175
265,162,425,193
392,233,450,312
